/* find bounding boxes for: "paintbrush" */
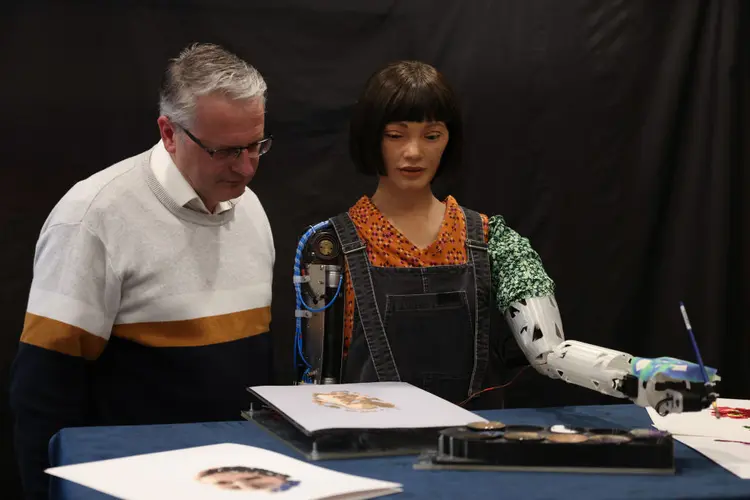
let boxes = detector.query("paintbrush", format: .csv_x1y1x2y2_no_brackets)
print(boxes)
679,301,719,419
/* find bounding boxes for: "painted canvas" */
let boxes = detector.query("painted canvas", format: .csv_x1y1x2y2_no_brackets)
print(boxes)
646,398,750,440
249,382,487,433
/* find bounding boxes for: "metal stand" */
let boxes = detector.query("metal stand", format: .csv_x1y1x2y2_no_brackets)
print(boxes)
241,401,443,461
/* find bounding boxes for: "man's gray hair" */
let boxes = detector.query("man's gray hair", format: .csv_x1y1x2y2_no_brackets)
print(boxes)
159,43,267,127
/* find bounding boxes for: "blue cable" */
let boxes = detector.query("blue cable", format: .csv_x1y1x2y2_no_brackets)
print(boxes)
295,275,343,312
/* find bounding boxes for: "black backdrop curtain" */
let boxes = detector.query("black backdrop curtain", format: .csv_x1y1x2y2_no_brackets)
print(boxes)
1,1,747,496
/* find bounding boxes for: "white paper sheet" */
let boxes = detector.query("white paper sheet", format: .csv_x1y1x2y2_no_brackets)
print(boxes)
675,435,750,479
646,398,750,440
46,443,403,500
249,382,487,433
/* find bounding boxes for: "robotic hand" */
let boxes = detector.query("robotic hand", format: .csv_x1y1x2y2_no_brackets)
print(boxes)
505,296,720,416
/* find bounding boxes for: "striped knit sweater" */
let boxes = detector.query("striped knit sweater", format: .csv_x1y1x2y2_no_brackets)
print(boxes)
9,142,275,499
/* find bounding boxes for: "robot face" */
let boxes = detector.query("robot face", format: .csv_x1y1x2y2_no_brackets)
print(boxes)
379,121,449,190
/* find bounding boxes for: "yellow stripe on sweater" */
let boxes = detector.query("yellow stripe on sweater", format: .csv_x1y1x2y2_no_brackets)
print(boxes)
112,306,271,347
20,313,108,360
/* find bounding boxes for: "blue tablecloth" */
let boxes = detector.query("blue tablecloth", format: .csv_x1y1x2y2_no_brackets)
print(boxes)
49,404,749,499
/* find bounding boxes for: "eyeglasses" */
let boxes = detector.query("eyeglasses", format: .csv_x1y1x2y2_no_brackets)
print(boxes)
179,126,273,161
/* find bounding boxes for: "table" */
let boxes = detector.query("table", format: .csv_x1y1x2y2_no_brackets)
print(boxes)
49,404,750,499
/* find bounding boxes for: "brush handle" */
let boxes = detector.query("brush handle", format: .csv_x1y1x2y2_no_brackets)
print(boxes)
679,301,710,386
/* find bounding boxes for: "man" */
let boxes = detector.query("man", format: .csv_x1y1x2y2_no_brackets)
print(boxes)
9,43,275,499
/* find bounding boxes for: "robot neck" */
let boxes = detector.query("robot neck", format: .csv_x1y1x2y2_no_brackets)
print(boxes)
370,184,439,218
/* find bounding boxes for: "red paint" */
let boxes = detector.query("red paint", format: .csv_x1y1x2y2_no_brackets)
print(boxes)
711,407,750,419
715,439,750,446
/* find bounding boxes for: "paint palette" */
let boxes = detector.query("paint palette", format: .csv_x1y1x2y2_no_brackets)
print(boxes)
413,422,675,474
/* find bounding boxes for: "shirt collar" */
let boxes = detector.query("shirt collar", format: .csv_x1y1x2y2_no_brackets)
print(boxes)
150,140,240,214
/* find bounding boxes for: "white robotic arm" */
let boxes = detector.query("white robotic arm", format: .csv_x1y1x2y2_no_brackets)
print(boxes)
505,296,720,416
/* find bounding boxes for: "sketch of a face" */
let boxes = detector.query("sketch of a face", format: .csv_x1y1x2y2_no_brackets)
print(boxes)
196,466,300,492
312,390,397,412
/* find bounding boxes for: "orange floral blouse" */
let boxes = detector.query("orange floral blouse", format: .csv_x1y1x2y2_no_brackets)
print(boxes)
342,195,489,353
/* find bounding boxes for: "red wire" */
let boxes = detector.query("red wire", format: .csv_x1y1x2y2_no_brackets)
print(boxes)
459,365,531,407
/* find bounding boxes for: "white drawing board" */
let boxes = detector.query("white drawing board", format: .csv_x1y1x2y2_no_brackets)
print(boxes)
676,435,750,480
46,443,403,500
249,381,487,434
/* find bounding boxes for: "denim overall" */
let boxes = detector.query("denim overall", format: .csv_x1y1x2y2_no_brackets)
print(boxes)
330,207,491,404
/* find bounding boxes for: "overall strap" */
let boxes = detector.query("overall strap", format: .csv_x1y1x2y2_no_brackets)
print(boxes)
329,213,401,382
461,207,492,395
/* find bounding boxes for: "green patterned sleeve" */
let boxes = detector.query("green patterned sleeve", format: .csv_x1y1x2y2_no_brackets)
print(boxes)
487,215,555,313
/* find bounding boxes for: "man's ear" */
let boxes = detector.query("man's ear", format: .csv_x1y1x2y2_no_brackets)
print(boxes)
157,116,178,153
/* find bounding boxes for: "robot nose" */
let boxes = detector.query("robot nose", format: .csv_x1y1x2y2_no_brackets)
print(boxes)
404,141,423,159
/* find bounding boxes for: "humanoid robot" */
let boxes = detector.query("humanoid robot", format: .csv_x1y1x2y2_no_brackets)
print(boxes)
293,222,720,417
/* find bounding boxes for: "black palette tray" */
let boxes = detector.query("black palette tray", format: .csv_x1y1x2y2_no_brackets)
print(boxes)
414,423,675,475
